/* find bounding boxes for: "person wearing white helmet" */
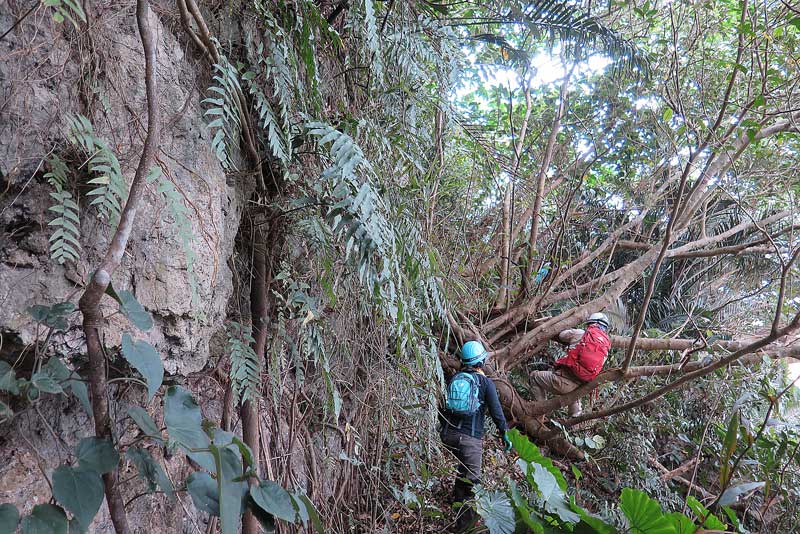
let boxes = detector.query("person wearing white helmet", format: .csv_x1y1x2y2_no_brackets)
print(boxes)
529,312,612,417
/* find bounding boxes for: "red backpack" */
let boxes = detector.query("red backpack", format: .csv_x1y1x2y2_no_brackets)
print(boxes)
555,324,611,382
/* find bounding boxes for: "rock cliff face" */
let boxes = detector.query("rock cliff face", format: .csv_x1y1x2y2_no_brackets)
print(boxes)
0,2,241,375
1,3,246,529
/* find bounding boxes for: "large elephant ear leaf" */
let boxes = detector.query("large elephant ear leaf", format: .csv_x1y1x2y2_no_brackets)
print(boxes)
506,428,567,491
474,487,515,534
620,488,676,534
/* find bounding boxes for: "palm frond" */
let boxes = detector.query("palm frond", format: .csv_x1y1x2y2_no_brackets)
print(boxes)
456,0,650,77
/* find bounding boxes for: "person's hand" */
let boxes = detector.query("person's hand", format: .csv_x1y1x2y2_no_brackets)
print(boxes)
502,432,513,453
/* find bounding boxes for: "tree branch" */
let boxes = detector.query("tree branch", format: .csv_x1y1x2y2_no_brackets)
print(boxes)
77,2,160,532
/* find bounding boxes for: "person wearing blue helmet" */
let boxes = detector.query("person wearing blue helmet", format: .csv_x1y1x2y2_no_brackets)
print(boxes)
440,340,511,531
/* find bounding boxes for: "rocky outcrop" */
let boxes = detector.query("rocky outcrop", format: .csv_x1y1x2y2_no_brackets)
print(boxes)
0,2,245,375
0,3,250,531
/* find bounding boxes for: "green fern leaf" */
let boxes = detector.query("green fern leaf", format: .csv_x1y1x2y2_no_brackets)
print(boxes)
227,322,260,404
66,114,128,226
45,156,81,264
203,51,243,171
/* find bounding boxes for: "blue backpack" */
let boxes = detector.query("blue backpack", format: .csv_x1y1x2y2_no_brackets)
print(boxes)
446,372,482,415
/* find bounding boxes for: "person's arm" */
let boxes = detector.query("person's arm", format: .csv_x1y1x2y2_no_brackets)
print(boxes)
558,328,585,348
483,377,508,434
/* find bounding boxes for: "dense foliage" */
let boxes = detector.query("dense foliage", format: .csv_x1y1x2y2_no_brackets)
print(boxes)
0,0,799,533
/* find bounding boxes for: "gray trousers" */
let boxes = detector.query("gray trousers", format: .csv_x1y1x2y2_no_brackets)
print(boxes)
530,369,583,416
441,428,482,529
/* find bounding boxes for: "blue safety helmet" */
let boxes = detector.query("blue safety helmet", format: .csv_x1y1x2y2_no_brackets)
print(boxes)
461,340,488,366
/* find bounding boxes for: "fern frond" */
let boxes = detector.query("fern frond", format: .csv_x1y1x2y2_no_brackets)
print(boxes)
66,114,128,226
301,321,341,421
245,76,291,164
362,0,383,82
45,156,81,264
306,122,373,178
203,52,243,170
227,322,260,404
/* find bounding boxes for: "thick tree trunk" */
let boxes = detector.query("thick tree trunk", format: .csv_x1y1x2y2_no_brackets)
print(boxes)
242,223,268,534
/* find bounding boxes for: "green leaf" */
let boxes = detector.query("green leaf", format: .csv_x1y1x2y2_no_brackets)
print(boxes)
52,466,104,528
619,488,675,534
720,412,739,486
0,503,20,534
21,504,68,534
721,507,741,530
296,493,324,533
686,496,726,530
575,515,618,534
75,437,119,474
128,406,163,441
474,487,514,534
527,461,558,501
68,519,86,534
27,303,74,331
187,428,240,474
120,334,163,401
571,465,583,481
508,479,544,533
789,16,800,31
42,358,89,413
213,445,248,534
104,281,122,305
164,386,209,452
118,290,153,331
126,447,175,501
718,481,764,506
31,372,63,394
28,305,50,323
662,108,673,122
0,362,19,395
67,377,91,415
231,436,254,468
250,481,297,523
664,512,696,534
186,472,220,515
289,492,308,526
507,429,567,491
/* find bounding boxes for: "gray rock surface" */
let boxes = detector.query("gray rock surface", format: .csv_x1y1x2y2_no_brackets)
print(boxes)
0,3,249,531
0,3,243,375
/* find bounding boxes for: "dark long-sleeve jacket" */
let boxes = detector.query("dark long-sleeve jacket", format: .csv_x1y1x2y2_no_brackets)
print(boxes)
441,370,508,439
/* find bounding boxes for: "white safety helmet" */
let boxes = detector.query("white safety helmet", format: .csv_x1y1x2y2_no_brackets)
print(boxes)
587,312,610,330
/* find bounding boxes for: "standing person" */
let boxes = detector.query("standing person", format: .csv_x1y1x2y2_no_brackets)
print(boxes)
440,340,512,531
530,312,612,417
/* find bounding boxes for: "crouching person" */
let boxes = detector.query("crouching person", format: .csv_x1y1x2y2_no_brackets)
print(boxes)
530,313,611,417
440,340,512,531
